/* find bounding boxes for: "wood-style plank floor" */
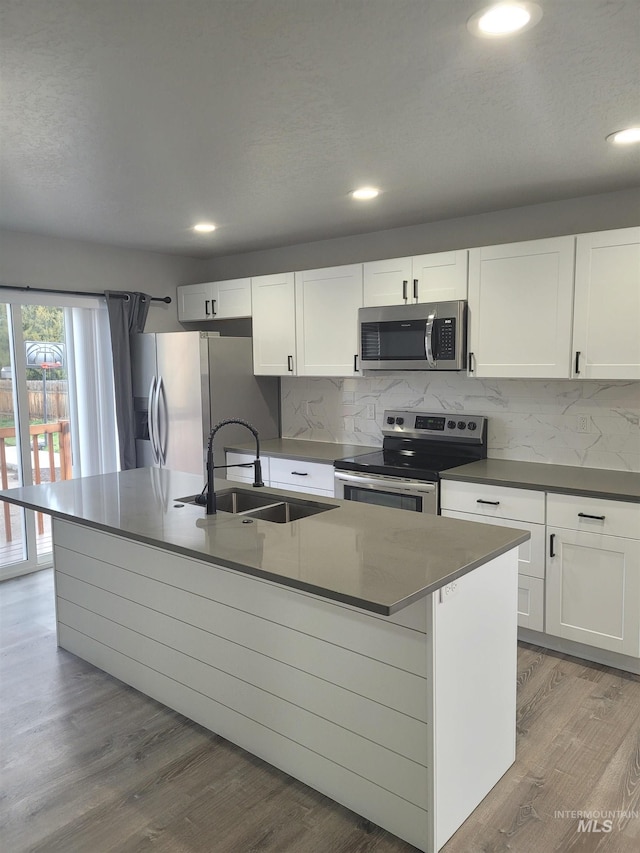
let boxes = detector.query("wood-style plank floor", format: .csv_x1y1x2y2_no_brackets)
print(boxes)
1,569,639,853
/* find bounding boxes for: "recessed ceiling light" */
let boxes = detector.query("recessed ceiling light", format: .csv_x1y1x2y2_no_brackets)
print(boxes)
606,127,640,145
468,2,542,38
193,222,216,233
352,187,380,200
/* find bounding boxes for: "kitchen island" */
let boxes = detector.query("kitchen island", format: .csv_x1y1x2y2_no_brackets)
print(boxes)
1,468,529,852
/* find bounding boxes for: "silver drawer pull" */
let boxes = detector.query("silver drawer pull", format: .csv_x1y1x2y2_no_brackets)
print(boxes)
578,512,605,521
477,499,500,506
291,471,308,476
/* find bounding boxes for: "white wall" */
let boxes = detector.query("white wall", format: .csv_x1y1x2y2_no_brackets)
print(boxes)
0,229,209,333
200,188,640,279
282,375,640,473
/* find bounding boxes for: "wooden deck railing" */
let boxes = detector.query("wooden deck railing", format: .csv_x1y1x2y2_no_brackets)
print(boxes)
0,420,72,540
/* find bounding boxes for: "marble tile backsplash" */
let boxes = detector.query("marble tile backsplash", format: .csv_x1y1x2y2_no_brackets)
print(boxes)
281,375,640,472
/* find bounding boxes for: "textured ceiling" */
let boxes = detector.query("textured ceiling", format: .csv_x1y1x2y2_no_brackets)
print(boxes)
1,0,639,258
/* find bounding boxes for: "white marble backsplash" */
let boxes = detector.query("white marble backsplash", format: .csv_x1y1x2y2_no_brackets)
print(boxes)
281,375,640,472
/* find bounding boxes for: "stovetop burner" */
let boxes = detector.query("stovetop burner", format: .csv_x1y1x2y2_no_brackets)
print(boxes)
334,410,487,481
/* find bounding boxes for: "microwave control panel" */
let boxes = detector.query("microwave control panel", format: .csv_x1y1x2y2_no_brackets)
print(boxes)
434,317,456,360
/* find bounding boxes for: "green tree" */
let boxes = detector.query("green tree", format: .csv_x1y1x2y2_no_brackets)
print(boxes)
0,304,66,380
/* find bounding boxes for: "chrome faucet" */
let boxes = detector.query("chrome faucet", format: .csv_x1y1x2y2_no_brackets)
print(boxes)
205,418,264,515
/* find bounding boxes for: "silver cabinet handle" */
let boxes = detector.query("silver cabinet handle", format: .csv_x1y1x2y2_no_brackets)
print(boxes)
425,311,436,368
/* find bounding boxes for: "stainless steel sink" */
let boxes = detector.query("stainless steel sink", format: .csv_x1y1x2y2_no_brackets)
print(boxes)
176,488,337,523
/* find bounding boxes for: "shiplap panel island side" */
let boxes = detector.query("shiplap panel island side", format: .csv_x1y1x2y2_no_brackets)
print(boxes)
0,467,528,852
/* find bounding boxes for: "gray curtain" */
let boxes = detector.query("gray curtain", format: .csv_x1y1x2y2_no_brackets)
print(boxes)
106,292,150,470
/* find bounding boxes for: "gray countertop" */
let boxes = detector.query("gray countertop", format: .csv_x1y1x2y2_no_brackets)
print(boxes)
0,468,528,615
225,438,379,463
442,459,640,503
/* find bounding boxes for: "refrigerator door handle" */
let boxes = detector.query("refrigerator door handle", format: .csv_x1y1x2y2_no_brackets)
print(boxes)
157,375,169,466
148,376,160,465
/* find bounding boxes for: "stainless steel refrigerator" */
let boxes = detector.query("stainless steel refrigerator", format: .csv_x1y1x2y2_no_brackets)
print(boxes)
131,332,280,475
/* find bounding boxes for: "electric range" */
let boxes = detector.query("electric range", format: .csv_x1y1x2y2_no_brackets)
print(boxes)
334,410,487,514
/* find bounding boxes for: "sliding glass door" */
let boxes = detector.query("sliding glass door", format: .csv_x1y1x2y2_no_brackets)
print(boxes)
0,292,118,580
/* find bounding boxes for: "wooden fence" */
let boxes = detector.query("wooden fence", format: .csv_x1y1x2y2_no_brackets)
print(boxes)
0,420,72,540
0,379,69,420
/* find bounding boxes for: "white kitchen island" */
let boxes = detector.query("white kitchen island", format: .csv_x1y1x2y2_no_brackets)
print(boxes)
1,468,529,852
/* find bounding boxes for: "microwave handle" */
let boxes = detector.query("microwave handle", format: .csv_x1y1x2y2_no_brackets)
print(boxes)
425,311,436,368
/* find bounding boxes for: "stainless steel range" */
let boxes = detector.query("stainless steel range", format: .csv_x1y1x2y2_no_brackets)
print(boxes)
334,410,487,515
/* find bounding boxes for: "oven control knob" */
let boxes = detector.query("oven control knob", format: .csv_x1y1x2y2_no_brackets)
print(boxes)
457,421,466,430
447,420,456,429
396,417,404,425
386,416,395,425
468,421,477,431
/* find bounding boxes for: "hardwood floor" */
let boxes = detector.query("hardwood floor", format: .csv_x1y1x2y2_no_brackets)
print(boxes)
1,569,639,853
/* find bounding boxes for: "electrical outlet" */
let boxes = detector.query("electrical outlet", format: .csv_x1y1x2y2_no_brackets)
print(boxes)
366,404,376,420
440,581,459,603
576,415,590,433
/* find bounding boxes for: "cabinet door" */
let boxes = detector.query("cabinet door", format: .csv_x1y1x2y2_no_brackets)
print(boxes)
295,265,363,376
363,257,412,307
211,278,252,319
517,575,544,632
177,282,217,321
413,251,468,303
251,273,297,375
546,527,640,656
572,227,640,380
468,237,575,378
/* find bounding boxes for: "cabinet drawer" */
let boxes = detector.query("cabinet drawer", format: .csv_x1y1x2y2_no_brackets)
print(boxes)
268,457,334,492
442,510,545,579
225,452,269,483
440,481,545,523
547,493,639,540
270,481,334,498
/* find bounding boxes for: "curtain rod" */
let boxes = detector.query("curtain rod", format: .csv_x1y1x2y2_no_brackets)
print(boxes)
0,284,171,304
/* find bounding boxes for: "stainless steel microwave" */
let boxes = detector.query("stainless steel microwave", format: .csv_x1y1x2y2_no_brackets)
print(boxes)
358,300,467,370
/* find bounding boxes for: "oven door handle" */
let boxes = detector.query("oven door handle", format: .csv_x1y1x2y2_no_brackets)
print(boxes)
425,311,436,368
334,471,436,493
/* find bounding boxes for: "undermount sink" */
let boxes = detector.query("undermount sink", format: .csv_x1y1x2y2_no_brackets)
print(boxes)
176,488,338,523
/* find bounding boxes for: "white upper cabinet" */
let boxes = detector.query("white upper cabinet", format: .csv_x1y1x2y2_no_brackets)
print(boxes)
295,264,363,376
177,278,251,321
363,251,468,307
251,272,297,375
468,237,575,378
572,227,640,380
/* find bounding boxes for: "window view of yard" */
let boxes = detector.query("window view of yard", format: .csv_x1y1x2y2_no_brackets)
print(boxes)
1,303,73,567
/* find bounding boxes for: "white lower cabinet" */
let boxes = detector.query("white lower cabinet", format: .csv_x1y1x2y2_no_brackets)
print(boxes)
225,452,334,497
443,480,640,666
545,494,640,657
440,481,546,631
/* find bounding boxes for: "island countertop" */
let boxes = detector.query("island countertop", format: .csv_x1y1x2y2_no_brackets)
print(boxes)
0,468,529,615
